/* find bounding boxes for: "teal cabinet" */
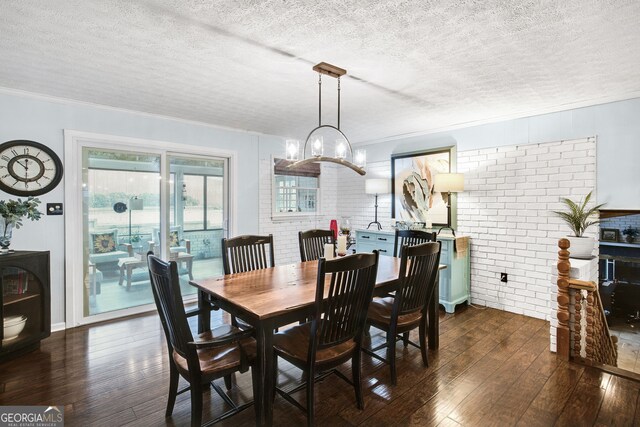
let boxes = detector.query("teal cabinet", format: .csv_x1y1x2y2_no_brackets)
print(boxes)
355,229,470,313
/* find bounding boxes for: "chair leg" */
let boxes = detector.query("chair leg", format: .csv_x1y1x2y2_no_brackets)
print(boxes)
387,332,397,386
352,348,364,410
402,332,410,347
224,373,234,391
190,381,203,427
419,319,429,367
166,362,179,417
306,367,316,427
273,357,278,403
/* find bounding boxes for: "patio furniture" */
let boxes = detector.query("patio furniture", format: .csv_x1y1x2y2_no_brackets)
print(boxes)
88,229,133,268
150,226,191,255
119,252,194,290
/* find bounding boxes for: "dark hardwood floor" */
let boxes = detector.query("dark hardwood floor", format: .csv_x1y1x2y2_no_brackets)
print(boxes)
2,306,639,426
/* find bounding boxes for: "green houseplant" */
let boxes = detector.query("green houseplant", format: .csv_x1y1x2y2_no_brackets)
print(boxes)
0,197,42,251
622,227,638,244
552,191,604,259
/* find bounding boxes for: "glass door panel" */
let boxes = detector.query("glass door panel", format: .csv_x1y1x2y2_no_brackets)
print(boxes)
82,149,160,316
167,156,227,297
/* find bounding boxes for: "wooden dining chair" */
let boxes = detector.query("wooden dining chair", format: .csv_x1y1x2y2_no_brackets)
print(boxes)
147,253,258,426
222,234,275,274
393,229,437,257
221,234,275,328
273,252,379,427
364,242,441,385
298,229,335,262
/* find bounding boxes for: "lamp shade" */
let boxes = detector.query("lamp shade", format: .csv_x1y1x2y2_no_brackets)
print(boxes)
433,173,464,193
365,178,390,195
130,197,144,210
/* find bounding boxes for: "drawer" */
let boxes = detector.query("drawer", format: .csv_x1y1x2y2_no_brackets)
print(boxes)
357,242,393,256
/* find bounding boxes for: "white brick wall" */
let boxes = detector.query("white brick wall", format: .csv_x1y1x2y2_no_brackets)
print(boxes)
456,137,597,353
258,159,339,265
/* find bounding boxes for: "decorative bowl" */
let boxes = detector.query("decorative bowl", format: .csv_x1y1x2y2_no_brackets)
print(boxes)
3,315,27,341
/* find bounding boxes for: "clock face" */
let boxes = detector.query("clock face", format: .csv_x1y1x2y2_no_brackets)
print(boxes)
0,140,63,196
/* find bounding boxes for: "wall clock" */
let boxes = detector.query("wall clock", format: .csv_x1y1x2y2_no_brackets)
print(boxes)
0,140,64,196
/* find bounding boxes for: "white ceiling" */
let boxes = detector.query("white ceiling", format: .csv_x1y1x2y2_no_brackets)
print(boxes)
1,0,640,143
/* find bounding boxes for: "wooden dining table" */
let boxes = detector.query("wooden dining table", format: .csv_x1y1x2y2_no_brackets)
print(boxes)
190,255,446,426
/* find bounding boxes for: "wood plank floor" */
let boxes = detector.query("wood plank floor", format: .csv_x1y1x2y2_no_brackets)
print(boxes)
2,306,639,426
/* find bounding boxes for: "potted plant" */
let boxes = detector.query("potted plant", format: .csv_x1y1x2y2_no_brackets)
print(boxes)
552,191,604,259
0,197,42,252
622,227,638,244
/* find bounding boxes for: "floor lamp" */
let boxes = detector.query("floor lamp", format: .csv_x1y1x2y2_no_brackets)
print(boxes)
128,196,144,243
365,178,390,230
433,173,464,236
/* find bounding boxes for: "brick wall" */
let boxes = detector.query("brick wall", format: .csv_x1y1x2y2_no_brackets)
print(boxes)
600,213,640,243
456,137,597,352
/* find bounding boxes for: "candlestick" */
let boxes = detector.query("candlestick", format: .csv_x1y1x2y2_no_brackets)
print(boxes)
337,235,347,255
324,243,335,260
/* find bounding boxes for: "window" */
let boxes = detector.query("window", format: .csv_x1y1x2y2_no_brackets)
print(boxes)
181,174,224,231
272,158,320,216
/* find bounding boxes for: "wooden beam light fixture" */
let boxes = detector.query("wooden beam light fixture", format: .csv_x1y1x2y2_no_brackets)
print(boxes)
286,62,366,176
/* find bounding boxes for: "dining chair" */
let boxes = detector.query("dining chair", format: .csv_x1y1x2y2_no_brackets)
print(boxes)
273,252,379,427
393,229,437,257
221,234,275,328
298,229,334,262
364,241,441,385
222,234,275,274
147,253,257,426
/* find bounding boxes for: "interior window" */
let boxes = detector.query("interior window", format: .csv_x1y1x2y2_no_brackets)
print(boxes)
272,158,320,216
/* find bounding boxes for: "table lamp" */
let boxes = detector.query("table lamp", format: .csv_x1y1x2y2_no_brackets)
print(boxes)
365,178,390,230
433,173,464,236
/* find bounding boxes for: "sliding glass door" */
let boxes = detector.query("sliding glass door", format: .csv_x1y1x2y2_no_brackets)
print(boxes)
80,147,228,319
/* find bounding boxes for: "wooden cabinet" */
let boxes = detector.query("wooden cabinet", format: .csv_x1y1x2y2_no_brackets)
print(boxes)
355,230,470,313
1,251,50,361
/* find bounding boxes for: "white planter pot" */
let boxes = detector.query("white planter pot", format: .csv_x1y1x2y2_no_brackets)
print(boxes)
566,236,595,259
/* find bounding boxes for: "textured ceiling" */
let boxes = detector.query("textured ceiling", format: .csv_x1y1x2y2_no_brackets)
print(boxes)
1,0,640,143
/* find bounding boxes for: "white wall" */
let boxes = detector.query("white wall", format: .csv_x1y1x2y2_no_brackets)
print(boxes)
0,90,270,325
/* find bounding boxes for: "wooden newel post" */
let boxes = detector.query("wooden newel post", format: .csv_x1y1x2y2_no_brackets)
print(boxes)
557,238,571,359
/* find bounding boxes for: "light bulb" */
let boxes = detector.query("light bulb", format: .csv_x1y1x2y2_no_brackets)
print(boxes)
354,149,366,168
335,139,347,159
311,136,324,157
285,139,299,161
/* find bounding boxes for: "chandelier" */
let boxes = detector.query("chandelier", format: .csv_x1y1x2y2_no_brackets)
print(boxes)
285,62,366,175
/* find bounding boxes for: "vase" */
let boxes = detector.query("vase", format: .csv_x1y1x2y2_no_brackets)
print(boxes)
0,218,15,251
566,235,594,259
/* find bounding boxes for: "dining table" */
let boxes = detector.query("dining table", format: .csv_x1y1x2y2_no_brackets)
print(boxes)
190,255,446,426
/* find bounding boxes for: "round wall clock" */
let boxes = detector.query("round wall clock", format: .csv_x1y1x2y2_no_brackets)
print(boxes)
0,140,63,197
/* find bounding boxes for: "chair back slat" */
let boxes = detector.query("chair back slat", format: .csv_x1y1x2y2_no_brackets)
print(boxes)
222,234,275,274
147,253,196,362
393,229,437,257
312,252,379,350
299,229,335,262
394,242,441,317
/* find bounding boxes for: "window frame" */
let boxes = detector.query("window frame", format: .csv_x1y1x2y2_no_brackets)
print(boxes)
271,156,321,219
181,172,225,232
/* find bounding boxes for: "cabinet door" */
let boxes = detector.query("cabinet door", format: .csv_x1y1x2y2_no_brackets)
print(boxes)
1,266,44,347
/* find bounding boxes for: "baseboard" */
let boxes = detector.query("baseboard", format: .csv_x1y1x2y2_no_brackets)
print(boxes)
51,322,66,332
